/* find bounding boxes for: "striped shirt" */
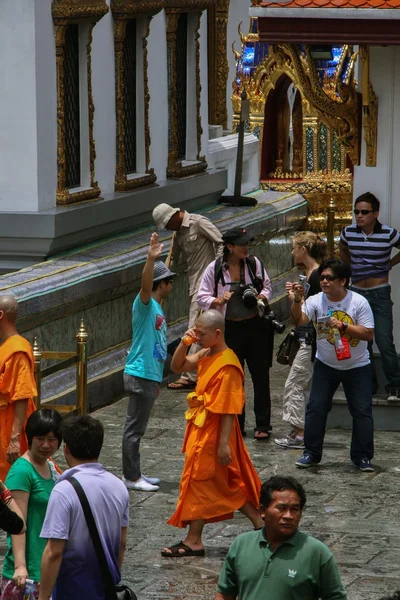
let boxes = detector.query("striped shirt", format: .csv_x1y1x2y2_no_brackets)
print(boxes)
340,221,400,283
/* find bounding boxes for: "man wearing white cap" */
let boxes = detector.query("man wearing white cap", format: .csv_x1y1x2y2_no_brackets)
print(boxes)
122,232,176,491
152,203,223,390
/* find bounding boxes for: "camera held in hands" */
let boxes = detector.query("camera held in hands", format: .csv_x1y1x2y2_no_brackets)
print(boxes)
242,285,258,309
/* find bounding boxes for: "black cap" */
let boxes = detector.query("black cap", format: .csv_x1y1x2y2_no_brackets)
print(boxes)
222,227,252,245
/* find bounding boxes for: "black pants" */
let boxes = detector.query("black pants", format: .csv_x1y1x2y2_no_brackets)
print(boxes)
225,316,272,432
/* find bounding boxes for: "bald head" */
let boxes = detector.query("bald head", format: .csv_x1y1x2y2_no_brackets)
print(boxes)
0,295,18,323
196,309,225,333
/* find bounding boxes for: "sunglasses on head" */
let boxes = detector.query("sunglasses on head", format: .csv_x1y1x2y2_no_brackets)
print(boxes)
353,209,374,215
319,275,338,282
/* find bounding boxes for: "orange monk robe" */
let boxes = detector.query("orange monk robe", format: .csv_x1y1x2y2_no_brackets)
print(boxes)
168,348,261,528
0,335,37,481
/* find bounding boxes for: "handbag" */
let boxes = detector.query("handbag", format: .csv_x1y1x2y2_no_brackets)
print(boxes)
276,329,300,366
68,477,137,600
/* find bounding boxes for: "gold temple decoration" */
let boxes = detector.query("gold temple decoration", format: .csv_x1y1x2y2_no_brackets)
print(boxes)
359,45,378,167
231,22,355,235
166,1,213,178
279,44,359,166
111,1,164,190
52,1,109,205
208,0,230,129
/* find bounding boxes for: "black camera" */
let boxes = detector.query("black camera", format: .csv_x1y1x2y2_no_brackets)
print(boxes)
242,285,258,309
263,311,286,334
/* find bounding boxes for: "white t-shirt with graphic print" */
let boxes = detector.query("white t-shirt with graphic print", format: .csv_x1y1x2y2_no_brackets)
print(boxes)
302,290,374,370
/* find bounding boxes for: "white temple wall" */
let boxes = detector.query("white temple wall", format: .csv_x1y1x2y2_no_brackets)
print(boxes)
0,1,42,211
147,11,169,181
92,3,116,196
35,0,57,210
353,45,400,347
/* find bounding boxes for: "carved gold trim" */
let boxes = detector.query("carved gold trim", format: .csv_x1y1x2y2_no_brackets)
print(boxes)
360,45,378,168
166,0,215,9
111,0,165,17
53,1,107,205
113,15,157,191
52,0,109,21
208,0,230,128
166,9,207,178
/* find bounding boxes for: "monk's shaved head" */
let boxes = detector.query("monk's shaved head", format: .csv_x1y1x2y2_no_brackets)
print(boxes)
196,309,225,333
0,295,18,322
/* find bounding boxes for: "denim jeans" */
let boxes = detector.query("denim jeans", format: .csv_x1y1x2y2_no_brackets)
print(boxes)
350,285,400,392
304,359,374,464
122,374,158,481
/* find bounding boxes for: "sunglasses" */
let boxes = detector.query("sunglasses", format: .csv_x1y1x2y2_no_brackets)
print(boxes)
319,275,338,282
353,209,374,215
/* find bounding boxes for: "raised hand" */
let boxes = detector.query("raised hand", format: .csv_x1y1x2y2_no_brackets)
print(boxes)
148,232,164,261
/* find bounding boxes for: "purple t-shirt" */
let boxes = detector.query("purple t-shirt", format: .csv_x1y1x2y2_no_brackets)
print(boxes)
40,463,129,600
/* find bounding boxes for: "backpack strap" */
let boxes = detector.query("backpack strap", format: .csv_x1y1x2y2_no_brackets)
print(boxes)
213,257,225,298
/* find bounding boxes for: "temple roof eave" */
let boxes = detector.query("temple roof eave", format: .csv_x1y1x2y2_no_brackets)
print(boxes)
249,6,400,18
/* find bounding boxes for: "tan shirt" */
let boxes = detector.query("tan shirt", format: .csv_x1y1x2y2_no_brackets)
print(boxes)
171,211,223,296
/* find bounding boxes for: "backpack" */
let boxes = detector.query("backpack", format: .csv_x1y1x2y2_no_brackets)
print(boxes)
213,255,266,297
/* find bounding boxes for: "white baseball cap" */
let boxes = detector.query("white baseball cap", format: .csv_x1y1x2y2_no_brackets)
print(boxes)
152,203,180,230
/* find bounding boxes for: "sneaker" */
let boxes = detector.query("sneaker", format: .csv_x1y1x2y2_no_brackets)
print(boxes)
357,458,374,473
387,389,400,401
274,430,304,449
295,454,318,468
122,476,159,492
142,474,160,485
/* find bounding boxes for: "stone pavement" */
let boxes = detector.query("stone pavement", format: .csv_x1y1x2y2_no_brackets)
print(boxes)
2,351,400,599
98,357,400,600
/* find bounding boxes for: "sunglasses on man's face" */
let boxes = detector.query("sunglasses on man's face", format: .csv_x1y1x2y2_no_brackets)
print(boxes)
353,209,374,215
319,275,338,282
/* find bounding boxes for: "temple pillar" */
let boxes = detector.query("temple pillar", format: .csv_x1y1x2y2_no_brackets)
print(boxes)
0,0,57,211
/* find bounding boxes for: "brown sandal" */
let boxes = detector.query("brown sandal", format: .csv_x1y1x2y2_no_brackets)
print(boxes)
254,430,270,441
167,380,196,390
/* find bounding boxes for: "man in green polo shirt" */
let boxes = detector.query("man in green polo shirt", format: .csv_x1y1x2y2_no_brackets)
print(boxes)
215,476,347,600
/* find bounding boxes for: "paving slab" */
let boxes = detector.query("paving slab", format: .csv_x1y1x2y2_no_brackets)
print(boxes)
2,352,400,600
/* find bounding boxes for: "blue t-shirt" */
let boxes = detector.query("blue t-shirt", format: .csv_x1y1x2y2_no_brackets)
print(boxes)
124,295,167,383
40,463,129,600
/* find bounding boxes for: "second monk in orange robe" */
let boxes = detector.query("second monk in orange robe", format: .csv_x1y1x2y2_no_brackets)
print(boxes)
162,309,262,557
0,295,37,482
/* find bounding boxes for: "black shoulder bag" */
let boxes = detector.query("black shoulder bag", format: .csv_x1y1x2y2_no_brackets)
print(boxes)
68,477,136,600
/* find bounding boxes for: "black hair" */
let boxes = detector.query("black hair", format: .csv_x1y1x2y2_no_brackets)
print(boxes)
354,192,380,213
152,277,173,292
25,408,62,448
318,259,352,288
260,476,307,510
61,415,104,460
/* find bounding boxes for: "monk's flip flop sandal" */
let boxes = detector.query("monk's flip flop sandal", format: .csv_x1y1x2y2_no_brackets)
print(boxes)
161,541,205,557
254,430,270,441
167,381,196,390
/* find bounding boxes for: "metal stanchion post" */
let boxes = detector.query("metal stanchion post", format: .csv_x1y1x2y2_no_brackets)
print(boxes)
218,89,257,207
33,337,42,410
327,198,336,258
76,319,88,414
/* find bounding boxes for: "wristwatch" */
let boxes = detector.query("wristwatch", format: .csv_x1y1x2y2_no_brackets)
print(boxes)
342,321,349,333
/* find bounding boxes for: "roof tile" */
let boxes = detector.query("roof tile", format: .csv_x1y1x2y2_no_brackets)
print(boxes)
259,0,400,8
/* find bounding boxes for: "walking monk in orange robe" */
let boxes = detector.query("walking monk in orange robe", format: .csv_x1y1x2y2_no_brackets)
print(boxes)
162,309,263,557
0,295,37,481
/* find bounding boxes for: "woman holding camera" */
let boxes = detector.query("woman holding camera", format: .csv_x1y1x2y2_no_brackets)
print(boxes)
274,231,326,449
197,227,273,439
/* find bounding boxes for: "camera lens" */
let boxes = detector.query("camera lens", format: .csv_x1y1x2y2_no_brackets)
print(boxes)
242,287,257,309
